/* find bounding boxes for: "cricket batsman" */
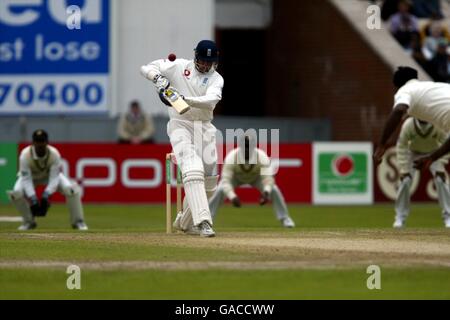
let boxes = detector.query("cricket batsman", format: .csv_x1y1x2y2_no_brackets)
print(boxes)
140,40,224,237
7,130,88,231
209,136,296,228
394,118,450,228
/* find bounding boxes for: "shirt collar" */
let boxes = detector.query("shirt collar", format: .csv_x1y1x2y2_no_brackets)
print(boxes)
31,146,48,160
413,118,433,136
406,79,419,85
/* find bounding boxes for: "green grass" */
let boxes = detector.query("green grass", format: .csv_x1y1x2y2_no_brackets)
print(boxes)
1,203,446,232
1,268,450,300
0,203,449,299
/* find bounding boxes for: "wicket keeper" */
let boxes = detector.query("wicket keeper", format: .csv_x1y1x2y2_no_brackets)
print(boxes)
7,130,88,231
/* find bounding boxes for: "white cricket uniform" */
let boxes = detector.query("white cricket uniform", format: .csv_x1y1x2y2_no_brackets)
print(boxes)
16,145,64,198
9,145,85,225
394,79,450,133
141,58,223,122
141,58,224,228
395,118,450,222
209,148,295,225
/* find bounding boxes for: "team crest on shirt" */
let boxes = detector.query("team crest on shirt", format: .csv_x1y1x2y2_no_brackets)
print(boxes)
202,78,209,86
184,69,191,77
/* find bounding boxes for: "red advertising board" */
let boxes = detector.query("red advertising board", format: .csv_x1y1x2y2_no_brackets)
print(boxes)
374,146,448,202
19,143,312,203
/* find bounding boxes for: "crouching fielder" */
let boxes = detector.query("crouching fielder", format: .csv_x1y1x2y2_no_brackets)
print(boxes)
209,136,295,228
394,118,450,228
7,130,88,231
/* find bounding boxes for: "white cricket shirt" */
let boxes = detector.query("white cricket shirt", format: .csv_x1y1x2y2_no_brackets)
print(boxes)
141,58,224,122
394,79,450,133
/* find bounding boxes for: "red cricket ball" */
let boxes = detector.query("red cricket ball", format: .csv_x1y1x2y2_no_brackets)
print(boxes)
168,53,176,61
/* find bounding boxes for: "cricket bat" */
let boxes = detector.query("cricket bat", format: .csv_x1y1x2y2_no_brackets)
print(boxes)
162,87,191,115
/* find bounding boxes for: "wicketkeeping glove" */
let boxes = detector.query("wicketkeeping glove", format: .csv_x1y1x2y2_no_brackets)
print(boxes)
40,192,51,217
30,196,42,217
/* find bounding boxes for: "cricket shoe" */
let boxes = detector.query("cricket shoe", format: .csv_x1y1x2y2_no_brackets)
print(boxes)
281,217,295,228
184,225,201,235
172,212,183,231
199,221,215,238
18,221,37,231
393,218,404,228
445,217,450,228
72,221,89,231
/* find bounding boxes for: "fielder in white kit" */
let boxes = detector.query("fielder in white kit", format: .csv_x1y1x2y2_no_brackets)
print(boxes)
140,40,223,237
374,66,450,169
394,118,450,228
209,136,295,228
8,130,88,231
373,66,450,228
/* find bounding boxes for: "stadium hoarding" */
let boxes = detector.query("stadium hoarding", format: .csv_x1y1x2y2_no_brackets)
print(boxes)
374,146,446,202
0,143,449,204
313,142,374,204
14,143,312,203
0,142,445,204
0,143,18,204
0,0,110,115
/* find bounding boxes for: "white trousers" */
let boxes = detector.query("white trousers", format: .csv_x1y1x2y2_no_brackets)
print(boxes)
395,154,450,222
167,119,217,227
167,119,217,176
209,176,292,222
12,173,85,225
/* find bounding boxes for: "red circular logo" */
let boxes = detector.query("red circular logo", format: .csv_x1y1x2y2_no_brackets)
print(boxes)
332,154,354,177
184,69,191,77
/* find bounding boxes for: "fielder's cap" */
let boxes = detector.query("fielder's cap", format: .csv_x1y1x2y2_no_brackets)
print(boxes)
32,129,49,143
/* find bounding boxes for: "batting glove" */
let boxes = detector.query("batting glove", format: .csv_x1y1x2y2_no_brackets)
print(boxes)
153,74,170,91
157,90,171,106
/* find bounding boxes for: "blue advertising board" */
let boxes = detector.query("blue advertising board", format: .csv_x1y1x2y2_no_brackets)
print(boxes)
0,0,109,115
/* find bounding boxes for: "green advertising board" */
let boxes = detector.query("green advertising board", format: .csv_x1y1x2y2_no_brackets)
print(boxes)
0,143,18,204
313,143,373,204
318,153,367,194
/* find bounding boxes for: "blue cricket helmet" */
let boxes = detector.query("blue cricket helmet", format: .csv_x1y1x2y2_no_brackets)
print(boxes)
194,40,219,62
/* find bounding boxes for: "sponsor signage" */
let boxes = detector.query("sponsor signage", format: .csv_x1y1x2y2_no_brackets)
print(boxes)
0,143,17,204
14,143,312,203
374,146,447,202
313,142,373,204
0,0,110,115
